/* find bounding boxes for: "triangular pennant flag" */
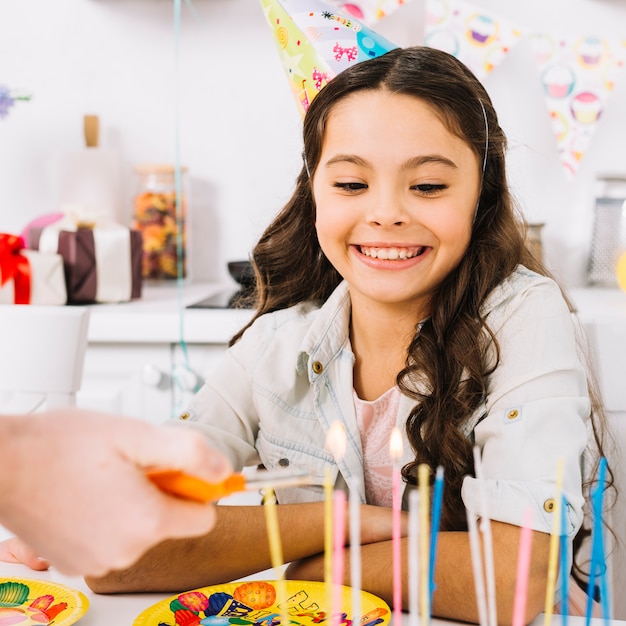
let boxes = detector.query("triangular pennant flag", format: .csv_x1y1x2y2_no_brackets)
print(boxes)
260,0,399,118
530,33,626,180
424,0,523,82
325,0,415,26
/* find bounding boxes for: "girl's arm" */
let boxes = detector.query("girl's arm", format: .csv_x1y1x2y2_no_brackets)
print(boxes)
287,521,551,626
86,502,400,594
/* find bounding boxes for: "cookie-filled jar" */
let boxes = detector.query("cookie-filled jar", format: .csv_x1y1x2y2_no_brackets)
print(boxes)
132,164,189,281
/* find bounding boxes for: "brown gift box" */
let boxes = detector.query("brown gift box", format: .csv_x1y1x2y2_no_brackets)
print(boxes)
29,227,142,304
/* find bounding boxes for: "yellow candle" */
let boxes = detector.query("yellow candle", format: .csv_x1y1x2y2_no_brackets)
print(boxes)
543,458,564,626
418,464,430,626
263,487,290,626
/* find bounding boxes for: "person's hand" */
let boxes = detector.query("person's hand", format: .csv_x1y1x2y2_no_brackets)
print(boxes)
0,409,232,577
0,536,49,571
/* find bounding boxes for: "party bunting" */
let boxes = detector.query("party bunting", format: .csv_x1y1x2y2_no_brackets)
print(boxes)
325,0,414,26
529,33,626,180
423,0,523,82
259,0,398,118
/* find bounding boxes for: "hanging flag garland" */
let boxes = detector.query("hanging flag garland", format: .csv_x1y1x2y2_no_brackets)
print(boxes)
325,0,414,25
423,0,523,82
529,32,626,179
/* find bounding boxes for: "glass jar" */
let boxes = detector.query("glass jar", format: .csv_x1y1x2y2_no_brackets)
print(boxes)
132,164,189,281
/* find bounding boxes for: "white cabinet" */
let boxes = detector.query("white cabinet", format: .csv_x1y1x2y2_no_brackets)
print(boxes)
77,343,175,424
75,282,252,423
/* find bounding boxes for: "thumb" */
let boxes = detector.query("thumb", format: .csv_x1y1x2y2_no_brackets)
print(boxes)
124,422,232,483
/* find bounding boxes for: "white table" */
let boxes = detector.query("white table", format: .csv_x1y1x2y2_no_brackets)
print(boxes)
0,561,623,626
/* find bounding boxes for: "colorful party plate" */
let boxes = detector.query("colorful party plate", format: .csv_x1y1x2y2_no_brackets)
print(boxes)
0,577,89,625
133,580,390,626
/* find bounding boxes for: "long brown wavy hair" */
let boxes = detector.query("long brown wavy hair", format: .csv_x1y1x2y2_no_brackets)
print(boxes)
232,46,612,589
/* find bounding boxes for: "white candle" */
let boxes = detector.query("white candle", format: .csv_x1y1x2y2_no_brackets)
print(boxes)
390,428,404,626
349,477,362,626
473,447,497,626
325,421,347,624
409,490,420,626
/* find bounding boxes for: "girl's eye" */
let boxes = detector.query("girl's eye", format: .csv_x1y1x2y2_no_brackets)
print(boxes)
411,183,447,195
333,182,368,192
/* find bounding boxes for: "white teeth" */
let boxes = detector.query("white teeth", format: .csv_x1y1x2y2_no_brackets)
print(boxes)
360,246,422,260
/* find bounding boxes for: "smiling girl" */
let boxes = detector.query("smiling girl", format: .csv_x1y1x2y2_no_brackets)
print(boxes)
85,46,609,624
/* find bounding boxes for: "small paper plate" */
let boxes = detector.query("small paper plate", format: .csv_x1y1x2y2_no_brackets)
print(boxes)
0,577,89,625
133,579,390,626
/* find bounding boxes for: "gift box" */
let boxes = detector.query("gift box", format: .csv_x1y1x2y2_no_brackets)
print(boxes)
29,224,142,304
0,233,67,305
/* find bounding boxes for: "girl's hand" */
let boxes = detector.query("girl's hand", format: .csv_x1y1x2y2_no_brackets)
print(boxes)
0,536,50,571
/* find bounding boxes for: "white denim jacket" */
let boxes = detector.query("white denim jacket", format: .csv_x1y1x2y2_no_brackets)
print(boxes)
179,266,589,538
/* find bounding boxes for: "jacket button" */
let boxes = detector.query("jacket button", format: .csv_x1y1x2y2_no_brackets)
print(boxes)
543,498,556,512
179,412,191,421
507,409,519,420
278,458,290,467
312,361,324,374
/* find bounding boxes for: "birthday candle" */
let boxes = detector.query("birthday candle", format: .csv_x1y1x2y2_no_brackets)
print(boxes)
418,464,430,626
324,464,333,615
472,447,497,626
512,509,534,626
560,495,569,626
409,489,420,626
585,456,609,625
349,477,362,626
543,457,564,626
466,506,488,626
263,487,290,626
333,489,347,626
326,421,347,624
390,427,404,626
429,466,444,604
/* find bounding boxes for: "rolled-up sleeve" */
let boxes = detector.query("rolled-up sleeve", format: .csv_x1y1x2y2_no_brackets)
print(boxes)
461,274,589,537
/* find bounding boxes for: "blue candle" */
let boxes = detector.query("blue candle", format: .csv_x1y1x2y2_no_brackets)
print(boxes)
429,466,444,605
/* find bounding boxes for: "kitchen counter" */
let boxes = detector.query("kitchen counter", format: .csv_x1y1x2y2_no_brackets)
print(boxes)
84,283,626,345
86,282,254,344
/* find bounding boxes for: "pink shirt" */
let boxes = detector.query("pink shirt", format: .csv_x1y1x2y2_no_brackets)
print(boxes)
353,386,401,507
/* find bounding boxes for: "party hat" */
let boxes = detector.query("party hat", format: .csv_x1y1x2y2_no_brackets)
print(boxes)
259,0,399,118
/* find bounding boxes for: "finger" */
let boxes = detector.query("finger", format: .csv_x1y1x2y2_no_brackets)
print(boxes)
124,424,232,483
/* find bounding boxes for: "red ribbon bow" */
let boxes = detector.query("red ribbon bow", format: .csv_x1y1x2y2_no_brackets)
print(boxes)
0,233,32,304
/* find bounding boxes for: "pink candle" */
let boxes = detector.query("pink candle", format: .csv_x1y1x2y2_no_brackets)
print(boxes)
390,428,404,626
332,489,347,626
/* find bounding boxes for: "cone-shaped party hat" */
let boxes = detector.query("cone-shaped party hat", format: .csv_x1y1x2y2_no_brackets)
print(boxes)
259,0,399,118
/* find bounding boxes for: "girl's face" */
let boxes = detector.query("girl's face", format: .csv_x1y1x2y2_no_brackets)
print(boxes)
313,89,481,319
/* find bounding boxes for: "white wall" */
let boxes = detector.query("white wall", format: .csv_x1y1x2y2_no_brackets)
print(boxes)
1,0,625,287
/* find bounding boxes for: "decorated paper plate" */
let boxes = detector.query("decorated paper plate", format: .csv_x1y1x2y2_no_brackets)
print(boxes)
0,577,89,625
133,580,390,626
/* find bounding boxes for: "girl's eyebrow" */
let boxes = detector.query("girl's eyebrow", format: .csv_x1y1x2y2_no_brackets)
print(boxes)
323,153,459,170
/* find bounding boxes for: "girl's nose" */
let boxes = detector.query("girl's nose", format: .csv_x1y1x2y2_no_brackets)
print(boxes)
366,189,410,227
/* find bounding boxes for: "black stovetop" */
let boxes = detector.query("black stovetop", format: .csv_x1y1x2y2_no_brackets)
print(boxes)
187,288,253,309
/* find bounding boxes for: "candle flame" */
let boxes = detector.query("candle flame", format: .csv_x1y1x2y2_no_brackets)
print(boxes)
389,427,403,462
326,421,347,461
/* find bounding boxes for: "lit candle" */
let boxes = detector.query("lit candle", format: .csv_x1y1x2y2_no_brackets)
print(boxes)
349,477,362,626
472,446,497,626
326,421,347,625
543,457,564,626
409,489,420,626
333,489,347,626
390,427,404,626
512,509,534,626
324,464,333,618
418,464,430,626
